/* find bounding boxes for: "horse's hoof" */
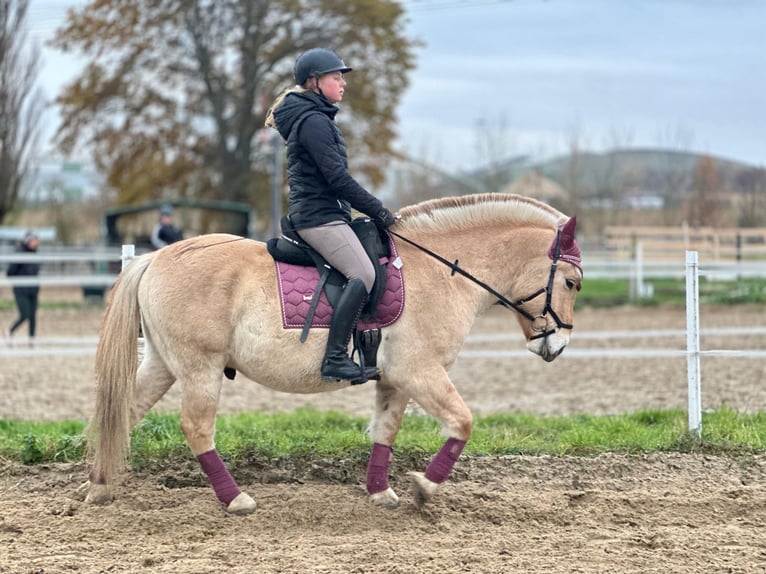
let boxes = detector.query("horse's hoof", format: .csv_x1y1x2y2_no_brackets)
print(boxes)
73,480,91,501
226,492,256,515
370,487,399,509
408,471,438,509
84,482,113,505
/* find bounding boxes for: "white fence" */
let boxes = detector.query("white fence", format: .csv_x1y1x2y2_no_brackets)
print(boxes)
2,247,764,437
0,248,134,289
585,254,766,280
3,245,765,288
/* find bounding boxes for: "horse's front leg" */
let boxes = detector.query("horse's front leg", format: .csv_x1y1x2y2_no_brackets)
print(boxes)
180,372,256,515
366,381,412,509
402,365,473,508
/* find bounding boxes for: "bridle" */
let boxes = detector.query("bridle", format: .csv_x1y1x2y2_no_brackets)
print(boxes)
511,228,575,340
388,228,574,341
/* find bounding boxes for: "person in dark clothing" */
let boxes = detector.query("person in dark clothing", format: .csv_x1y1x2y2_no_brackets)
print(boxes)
5,232,41,343
264,47,398,385
150,205,183,249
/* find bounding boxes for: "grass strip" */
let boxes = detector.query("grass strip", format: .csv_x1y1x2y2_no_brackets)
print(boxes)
2,277,764,313
575,277,766,307
1,407,765,468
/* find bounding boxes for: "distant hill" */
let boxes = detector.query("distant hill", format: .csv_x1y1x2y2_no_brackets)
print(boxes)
448,148,763,200
387,148,766,230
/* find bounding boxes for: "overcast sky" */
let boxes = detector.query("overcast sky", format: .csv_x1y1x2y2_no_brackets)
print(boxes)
28,0,766,171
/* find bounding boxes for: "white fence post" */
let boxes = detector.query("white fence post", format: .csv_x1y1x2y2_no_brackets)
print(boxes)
120,244,144,360
636,242,644,298
685,250,702,438
121,244,135,271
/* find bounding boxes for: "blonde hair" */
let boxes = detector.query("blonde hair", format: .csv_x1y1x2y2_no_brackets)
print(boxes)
264,85,313,128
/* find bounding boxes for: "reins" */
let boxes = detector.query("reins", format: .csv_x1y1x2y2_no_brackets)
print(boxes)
387,228,573,339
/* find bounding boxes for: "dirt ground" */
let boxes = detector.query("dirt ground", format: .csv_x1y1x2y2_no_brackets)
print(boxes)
1,300,766,573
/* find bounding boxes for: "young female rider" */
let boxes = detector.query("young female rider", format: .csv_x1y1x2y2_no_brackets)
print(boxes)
265,48,397,385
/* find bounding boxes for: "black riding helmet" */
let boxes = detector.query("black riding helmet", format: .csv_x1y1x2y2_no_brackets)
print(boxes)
294,48,352,85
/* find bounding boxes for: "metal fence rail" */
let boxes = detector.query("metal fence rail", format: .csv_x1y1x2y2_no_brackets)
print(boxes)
3,326,764,359
1,249,766,289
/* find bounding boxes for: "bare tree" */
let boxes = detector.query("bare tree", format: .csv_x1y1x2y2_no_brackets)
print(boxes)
736,167,766,227
473,114,515,193
686,155,725,228
561,128,589,218
589,126,635,229
0,0,42,222
654,124,694,224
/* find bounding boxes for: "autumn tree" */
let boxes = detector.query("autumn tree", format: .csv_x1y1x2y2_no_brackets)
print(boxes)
0,0,42,222
50,0,416,215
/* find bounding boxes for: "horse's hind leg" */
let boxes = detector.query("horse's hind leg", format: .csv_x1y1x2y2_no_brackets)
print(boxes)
179,369,256,515
132,344,177,424
366,382,411,509
81,345,177,504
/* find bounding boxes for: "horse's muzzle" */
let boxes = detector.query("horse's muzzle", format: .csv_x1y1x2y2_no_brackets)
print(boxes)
527,331,569,362
539,344,565,362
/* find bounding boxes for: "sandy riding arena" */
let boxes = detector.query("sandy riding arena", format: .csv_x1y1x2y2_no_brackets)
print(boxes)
1,303,765,573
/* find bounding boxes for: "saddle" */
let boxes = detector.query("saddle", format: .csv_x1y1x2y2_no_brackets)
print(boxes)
266,215,404,369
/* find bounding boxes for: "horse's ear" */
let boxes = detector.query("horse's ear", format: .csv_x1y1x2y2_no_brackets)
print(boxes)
549,216,582,271
561,216,577,247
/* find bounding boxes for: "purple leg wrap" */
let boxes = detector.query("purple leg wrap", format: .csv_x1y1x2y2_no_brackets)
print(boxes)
366,443,393,495
88,467,106,485
425,438,466,484
197,449,241,506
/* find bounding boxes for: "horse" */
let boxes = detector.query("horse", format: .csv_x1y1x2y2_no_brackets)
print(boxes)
78,193,583,514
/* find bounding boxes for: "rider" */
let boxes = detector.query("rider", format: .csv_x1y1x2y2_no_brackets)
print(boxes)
264,48,397,385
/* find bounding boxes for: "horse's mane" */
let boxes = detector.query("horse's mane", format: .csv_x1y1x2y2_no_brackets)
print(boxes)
396,193,568,234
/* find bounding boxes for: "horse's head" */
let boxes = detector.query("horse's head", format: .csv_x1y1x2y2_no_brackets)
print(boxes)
514,216,582,362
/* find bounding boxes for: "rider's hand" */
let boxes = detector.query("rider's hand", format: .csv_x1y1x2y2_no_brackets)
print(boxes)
374,208,397,229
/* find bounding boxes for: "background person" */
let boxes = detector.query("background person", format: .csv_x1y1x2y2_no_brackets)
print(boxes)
264,48,397,385
5,231,41,344
150,205,183,249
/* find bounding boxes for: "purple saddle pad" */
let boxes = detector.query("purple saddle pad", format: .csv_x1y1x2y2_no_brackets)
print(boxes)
276,235,404,330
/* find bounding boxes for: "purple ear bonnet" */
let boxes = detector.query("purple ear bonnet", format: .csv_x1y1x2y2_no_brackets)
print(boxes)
548,216,582,272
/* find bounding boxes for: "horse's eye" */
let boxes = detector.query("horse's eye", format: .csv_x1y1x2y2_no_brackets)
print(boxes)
565,279,576,290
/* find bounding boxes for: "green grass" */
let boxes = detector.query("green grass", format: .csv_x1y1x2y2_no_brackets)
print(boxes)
3,277,764,313
576,277,766,307
1,407,765,470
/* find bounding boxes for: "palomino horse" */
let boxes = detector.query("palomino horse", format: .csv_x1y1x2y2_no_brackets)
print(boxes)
80,193,582,514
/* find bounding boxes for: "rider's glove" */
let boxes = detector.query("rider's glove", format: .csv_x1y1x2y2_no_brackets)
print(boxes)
374,208,397,229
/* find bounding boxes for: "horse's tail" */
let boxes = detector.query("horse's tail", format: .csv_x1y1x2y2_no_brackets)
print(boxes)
87,253,154,488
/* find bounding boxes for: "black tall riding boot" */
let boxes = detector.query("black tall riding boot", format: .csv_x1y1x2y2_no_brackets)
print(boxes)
321,279,379,384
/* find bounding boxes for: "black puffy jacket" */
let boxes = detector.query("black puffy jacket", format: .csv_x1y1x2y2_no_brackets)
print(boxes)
271,90,385,229
6,244,40,296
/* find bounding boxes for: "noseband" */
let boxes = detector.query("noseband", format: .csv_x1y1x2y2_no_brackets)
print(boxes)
388,228,574,341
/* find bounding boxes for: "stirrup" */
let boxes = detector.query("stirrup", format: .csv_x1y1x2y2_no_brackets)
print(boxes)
321,364,378,385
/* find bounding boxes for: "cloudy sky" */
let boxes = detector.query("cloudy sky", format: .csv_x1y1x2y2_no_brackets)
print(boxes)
28,0,766,171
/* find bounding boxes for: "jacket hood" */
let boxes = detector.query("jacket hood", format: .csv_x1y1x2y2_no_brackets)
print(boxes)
272,91,338,140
